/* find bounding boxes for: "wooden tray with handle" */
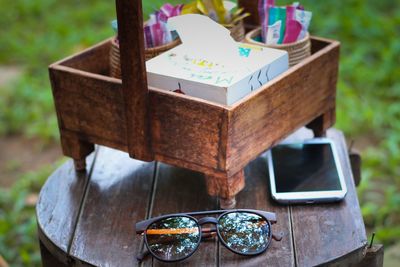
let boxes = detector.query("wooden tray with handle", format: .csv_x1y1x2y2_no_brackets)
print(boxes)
49,0,340,208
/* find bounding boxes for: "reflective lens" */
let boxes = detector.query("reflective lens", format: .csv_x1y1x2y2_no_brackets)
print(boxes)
218,212,270,254
146,216,200,261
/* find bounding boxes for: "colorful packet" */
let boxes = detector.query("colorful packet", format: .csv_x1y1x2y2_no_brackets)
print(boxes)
258,0,275,42
295,9,312,40
160,3,184,17
266,20,281,45
286,5,296,21
291,2,304,10
172,4,184,16
111,20,118,33
268,6,286,44
144,26,154,49
160,3,175,17
182,2,200,14
143,3,183,48
283,19,302,43
153,23,162,46
155,10,168,23
282,5,301,43
196,0,227,23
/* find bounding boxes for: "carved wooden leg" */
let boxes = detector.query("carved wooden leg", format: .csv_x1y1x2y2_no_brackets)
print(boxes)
355,244,384,267
306,108,336,137
73,159,87,171
39,241,69,267
60,134,94,172
204,169,245,209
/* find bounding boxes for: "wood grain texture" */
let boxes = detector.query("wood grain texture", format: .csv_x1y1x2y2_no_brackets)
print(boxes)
219,154,295,267
350,149,362,186
60,133,94,167
355,245,384,267
225,38,339,176
306,108,336,137
204,169,245,199
145,163,219,267
116,0,153,161
290,129,367,267
37,128,367,266
39,241,69,267
150,88,227,171
57,38,112,75
36,153,96,264
50,35,340,203
69,147,156,267
50,66,127,147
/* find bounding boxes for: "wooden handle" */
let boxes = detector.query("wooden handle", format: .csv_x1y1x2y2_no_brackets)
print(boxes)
115,0,153,161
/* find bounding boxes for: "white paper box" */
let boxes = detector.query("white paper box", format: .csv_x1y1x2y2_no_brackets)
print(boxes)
146,14,289,105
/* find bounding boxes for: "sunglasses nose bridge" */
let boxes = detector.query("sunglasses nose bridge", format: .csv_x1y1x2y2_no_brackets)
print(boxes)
198,217,218,226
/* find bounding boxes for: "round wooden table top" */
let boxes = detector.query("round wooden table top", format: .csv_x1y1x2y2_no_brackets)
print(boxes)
37,128,367,267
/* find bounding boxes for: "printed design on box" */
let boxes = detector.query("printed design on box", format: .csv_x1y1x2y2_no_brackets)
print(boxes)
166,46,259,87
146,40,289,105
248,65,271,91
239,47,251,58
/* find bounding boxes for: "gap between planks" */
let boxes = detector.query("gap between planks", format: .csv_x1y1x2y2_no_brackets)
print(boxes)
66,147,100,256
143,161,160,267
289,205,298,267
143,162,220,267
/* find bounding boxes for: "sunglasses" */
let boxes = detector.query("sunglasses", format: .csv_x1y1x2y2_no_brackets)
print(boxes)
136,209,282,263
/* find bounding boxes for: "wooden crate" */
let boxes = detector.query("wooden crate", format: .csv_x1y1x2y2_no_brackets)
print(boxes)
49,0,340,208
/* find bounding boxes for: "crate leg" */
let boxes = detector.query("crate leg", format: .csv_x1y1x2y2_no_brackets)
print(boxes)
355,244,384,267
60,134,94,172
205,169,245,209
39,240,70,267
306,108,336,137
350,149,362,186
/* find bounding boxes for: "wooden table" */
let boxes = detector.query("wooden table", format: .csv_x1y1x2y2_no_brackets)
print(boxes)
37,128,368,266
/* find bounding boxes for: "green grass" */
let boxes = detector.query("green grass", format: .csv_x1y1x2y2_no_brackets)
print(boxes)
0,162,62,266
0,0,399,265
300,0,400,245
0,0,190,140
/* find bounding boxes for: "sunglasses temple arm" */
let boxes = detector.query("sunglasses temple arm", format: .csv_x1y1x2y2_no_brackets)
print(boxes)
272,232,284,241
260,211,277,223
136,247,151,262
136,220,151,234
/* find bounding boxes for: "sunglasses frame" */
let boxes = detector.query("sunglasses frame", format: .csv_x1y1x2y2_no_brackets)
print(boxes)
136,209,277,263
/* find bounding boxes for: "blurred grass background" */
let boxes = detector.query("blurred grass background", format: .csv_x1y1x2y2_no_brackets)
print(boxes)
0,0,399,266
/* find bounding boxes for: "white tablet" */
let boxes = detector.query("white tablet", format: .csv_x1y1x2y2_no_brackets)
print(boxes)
267,138,347,204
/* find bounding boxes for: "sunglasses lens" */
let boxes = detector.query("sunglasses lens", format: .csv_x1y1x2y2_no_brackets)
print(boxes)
218,212,270,254
146,216,200,261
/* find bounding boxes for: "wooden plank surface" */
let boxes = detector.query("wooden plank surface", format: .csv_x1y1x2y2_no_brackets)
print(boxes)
69,147,156,266
38,128,367,267
290,129,367,266
219,155,295,267
145,163,219,267
36,152,96,264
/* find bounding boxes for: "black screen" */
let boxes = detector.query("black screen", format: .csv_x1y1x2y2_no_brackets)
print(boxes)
271,143,342,192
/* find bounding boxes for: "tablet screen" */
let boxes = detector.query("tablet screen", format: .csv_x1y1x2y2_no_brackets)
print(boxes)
271,143,342,193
